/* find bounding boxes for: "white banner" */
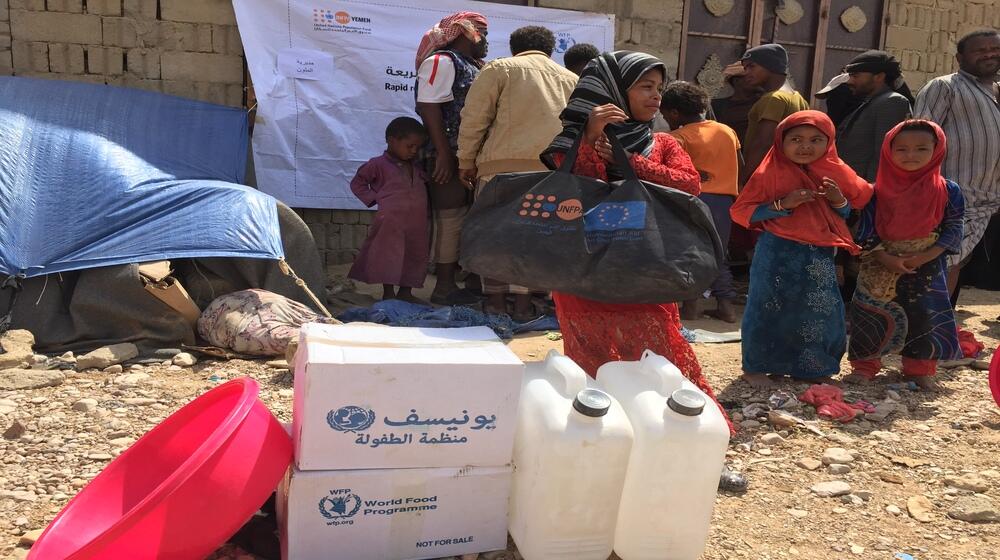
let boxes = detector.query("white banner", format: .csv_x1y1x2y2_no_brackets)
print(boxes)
234,0,614,209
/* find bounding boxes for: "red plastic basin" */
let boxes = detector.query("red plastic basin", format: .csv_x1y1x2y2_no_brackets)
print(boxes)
990,347,1000,408
29,377,292,559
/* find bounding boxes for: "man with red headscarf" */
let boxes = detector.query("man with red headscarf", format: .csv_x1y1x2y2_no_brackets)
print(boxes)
414,11,489,305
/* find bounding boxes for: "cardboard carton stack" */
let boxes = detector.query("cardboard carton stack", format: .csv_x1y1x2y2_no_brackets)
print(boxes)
278,324,524,560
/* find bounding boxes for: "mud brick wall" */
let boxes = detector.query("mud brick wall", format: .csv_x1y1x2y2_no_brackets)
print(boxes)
885,0,1000,90
1,0,991,265
2,0,245,106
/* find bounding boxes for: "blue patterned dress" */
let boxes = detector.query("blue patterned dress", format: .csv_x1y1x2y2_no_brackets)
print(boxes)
741,204,852,379
848,181,964,365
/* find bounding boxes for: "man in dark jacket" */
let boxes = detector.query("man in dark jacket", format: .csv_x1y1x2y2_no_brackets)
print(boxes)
836,50,912,181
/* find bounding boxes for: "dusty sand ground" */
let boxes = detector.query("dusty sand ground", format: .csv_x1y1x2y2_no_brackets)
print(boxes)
2,267,998,559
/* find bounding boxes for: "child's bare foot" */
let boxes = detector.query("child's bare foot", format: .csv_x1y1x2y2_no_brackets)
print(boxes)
910,376,939,391
395,288,428,306
842,372,875,385
742,373,775,389
381,284,396,300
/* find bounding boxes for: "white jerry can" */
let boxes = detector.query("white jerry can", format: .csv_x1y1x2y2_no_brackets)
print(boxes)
509,350,634,560
598,350,730,560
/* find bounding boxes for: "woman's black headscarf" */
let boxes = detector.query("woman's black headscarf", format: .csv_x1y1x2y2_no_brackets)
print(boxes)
541,50,665,168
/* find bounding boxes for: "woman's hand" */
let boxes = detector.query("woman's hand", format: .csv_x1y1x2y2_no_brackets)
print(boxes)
816,177,847,206
875,250,916,274
584,104,627,144
778,189,815,209
594,134,616,163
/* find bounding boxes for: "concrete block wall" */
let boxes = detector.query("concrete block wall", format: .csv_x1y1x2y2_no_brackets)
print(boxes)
2,0,245,107
884,0,1000,90
3,0,984,267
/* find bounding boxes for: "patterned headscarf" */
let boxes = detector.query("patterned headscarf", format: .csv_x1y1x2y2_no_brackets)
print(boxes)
415,11,488,69
542,51,665,166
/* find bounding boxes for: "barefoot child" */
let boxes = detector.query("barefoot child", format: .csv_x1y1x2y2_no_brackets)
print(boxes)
731,111,873,388
846,120,964,389
348,117,430,303
661,81,743,323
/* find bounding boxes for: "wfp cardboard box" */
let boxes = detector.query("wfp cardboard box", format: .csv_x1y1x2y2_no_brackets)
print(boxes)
277,464,512,560
293,324,523,470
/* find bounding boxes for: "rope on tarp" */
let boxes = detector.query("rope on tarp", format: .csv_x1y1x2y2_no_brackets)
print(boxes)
278,258,333,318
0,275,24,335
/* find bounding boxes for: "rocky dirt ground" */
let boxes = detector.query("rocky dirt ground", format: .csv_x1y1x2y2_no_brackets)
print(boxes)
1,279,998,560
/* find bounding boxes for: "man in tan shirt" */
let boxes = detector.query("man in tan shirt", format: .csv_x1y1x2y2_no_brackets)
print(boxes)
458,25,578,320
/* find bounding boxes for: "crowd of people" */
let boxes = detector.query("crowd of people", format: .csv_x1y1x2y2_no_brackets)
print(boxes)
346,11,1000,485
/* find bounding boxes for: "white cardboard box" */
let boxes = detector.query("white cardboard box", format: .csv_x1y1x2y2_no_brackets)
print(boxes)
277,465,512,560
293,324,524,470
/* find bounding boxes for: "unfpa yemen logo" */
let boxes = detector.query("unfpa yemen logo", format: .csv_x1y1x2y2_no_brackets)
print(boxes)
327,405,376,432
319,491,362,521
334,11,350,24
518,194,583,221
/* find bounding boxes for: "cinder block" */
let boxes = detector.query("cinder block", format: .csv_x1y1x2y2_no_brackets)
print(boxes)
150,21,213,52
358,211,374,225
0,1,9,22
17,71,105,84
885,26,929,51
46,0,83,13
225,83,243,107
87,0,122,16
9,0,44,10
303,208,332,224
87,46,124,75
536,0,609,13
630,0,683,23
103,17,139,48
212,25,243,56
124,0,157,19
125,47,160,79
0,21,10,48
162,79,231,105
332,209,359,225
11,39,47,71
161,51,242,84
106,74,163,92
0,50,13,74
48,42,84,73
160,0,237,26
10,10,102,44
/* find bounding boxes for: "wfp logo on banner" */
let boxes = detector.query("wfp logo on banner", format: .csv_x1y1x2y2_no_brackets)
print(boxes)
319,489,362,525
555,32,576,54
327,405,376,432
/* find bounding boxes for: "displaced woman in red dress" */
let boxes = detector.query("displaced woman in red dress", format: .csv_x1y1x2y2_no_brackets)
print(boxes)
540,51,732,432
541,51,743,491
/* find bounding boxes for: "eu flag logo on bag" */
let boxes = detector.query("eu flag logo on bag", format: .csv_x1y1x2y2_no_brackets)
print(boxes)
584,201,646,231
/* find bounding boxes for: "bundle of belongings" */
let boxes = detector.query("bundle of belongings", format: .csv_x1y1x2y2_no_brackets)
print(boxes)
0,77,327,354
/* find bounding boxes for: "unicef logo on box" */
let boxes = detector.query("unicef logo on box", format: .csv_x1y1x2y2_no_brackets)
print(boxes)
326,405,376,432
318,490,362,525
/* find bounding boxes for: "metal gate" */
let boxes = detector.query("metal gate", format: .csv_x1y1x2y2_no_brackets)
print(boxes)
679,0,887,104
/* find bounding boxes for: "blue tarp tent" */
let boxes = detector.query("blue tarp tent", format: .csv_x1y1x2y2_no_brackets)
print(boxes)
0,76,283,278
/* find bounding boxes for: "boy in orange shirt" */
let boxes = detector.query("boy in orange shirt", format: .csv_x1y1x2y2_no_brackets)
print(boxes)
661,81,743,323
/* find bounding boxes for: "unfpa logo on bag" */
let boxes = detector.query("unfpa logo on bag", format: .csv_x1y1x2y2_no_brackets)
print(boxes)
519,194,583,221
319,489,362,525
327,405,376,432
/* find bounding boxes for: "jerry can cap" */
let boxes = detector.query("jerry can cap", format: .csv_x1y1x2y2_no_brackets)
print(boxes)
573,388,612,417
667,388,706,416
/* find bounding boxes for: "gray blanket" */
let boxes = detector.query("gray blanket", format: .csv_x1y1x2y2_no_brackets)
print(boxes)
0,203,326,354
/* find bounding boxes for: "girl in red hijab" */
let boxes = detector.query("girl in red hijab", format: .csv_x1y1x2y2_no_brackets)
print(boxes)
846,120,965,389
731,111,872,388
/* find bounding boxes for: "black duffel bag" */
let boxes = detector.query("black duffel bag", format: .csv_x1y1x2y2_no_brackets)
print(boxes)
459,133,723,304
